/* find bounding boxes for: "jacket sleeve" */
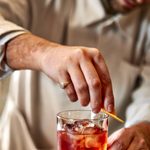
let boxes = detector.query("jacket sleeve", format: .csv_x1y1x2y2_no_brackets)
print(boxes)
0,0,30,78
125,11,150,127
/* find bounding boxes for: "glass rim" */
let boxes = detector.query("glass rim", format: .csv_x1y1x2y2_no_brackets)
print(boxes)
56,109,109,121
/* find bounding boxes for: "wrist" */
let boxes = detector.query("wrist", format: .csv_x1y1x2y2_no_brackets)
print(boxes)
5,33,49,71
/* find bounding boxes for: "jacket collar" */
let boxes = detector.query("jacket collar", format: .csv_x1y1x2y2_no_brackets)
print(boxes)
115,8,142,39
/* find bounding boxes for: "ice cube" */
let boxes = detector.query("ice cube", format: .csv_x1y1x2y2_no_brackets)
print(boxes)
85,135,102,148
82,126,100,135
74,120,95,134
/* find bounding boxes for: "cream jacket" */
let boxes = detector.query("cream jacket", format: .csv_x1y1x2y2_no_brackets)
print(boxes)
0,0,150,150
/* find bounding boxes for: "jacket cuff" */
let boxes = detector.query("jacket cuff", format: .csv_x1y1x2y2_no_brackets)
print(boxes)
0,31,28,78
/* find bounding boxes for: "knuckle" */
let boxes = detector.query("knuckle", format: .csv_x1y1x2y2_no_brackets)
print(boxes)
139,138,147,147
76,83,89,106
101,73,111,85
115,140,125,150
91,48,99,53
90,78,101,89
74,48,88,59
76,83,88,94
139,138,145,144
75,48,85,55
92,100,100,109
66,85,78,102
91,48,102,58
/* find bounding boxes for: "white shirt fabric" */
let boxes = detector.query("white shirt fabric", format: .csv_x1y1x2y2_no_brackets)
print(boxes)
0,0,150,149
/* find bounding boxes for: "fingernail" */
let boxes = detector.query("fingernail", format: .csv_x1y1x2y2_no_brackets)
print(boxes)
91,101,101,113
92,108,99,114
107,104,113,113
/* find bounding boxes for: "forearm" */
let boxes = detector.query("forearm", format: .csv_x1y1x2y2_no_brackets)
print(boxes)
5,33,60,71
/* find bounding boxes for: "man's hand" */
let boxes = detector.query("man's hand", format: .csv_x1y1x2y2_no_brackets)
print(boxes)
5,33,114,113
108,122,150,150
40,40,114,113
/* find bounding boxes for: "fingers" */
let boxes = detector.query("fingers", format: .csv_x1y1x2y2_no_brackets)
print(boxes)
109,132,149,150
67,62,90,106
91,49,114,113
57,46,114,113
58,57,102,112
108,128,134,150
79,56,102,113
128,136,149,150
65,83,78,102
58,69,78,102
109,122,150,150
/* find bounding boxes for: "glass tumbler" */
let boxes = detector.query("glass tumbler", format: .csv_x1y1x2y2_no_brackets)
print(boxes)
57,110,109,150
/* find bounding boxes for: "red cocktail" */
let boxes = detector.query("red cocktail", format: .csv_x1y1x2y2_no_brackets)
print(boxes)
57,110,108,150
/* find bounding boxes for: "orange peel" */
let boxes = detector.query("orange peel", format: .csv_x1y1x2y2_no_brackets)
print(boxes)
101,108,124,123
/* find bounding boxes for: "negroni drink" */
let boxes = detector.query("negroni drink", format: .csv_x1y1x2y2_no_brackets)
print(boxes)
57,110,108,150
